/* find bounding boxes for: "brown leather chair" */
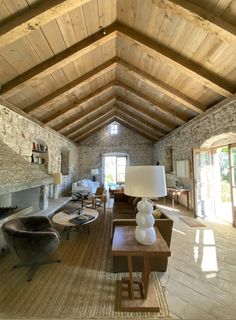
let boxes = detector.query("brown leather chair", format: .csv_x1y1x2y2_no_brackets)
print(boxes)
84,187,107,213
2,216,61,281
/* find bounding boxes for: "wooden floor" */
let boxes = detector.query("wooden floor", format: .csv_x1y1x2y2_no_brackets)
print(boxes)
156,200,236,320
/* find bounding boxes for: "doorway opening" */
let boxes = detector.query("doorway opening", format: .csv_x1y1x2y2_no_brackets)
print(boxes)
103,155,127,189
193,135,236,226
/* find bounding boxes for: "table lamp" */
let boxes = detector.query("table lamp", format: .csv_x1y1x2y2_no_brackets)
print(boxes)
52,173,62,199
124,166,167,245
91,168,99,181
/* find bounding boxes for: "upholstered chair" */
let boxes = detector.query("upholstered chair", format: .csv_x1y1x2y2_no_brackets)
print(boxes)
2,216,61,281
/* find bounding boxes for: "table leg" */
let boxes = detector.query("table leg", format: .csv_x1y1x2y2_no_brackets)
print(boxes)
142,256,150,299
187,191,190,210
127,256,134,299
172,192,175,208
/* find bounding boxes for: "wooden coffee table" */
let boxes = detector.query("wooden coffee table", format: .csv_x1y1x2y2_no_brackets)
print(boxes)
112,226,171,312
52,208,98,240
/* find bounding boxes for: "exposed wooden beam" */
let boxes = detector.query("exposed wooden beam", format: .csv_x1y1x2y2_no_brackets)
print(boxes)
75,118,116,143
116,108,161,140
153,0,236,45
1,23,117,99
20,59,116,114
117,96,174,131
56,96,115,133
0,0,92,49
67,104,115,139
67,105,115,140
116,102,164,137
44,82,115,127
115,115,156,141
116,80,186,125
72,109,116,141
116,23,234,97
116,59,203,114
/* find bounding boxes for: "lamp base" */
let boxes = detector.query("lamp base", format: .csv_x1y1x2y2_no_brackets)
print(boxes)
135,197,156,245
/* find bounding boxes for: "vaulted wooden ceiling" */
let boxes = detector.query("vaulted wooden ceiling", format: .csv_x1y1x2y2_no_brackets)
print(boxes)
0,0,235,143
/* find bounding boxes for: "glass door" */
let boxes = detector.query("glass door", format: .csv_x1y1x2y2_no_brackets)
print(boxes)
193,149,214,218
229,145,236,227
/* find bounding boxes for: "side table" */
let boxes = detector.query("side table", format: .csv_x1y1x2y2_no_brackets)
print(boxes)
112,226,171,312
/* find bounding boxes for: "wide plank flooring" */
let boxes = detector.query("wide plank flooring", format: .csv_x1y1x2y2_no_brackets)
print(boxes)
157,200,236,320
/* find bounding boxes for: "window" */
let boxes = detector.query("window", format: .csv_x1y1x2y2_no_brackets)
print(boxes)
110,123,118,135
104,155,127,187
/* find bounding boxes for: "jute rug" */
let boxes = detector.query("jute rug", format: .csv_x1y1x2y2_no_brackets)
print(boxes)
0,209,170,320
179,216,206,227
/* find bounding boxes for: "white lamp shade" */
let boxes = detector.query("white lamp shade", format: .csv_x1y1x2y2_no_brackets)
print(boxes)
124,166,167,198
91,168,99,175
53,172,62,184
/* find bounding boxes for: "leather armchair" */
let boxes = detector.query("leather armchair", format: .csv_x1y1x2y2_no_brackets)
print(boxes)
2,216,61,281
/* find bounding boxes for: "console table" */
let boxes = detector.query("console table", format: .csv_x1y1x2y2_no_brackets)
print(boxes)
112,226,171,312
167,187,190,209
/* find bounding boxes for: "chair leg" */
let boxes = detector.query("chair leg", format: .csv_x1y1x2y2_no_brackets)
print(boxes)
13,259,61,281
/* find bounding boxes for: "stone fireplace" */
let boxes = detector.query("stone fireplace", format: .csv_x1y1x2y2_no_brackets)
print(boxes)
0,140,53,251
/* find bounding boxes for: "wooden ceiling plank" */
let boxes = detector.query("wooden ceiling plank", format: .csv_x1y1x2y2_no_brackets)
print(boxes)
1,23,117,98
23,58,117,114
0,0,92,48
75,117,116,143
72,109,116,140
117,96,173,131
152,0,236,45
43,81,115,125
116,102,163,137
116,108,160,140
116,80,186,125
66,99,116,138
67,104,114,139
116,59,204,114
116,23,234,97
116,99,165,136
55,95,116,133
115,115,156,142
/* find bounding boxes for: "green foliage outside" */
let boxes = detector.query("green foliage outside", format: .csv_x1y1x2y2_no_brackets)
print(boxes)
219,147,231,202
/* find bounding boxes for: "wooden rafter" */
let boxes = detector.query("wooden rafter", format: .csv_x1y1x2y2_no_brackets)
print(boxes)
67,104,115,139
116,23,234,97
23,58,117,114
115,108,161,140
0,0,92,49
44,82,115,126
117,96,174,131
115,80,186,125
75,118,116,143
153,0,236,45
56,96,116,133
116,99,167,135
0,23,117,99
116,102,164,136
72,109,117,141
116,59,203,114
114,115,156,141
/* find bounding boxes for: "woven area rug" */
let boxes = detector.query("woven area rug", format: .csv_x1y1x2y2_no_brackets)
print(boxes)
0,209,170,320
179,216,206,227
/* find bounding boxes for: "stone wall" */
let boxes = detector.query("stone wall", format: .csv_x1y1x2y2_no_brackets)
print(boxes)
0,105,79,195
153,97,236,210
78,123,153,183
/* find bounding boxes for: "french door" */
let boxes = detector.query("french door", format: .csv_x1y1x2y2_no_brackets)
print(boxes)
193,149,214,218
229,144,236,226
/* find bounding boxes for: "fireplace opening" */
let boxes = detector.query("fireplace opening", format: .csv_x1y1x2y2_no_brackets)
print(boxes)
0,206,17,220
